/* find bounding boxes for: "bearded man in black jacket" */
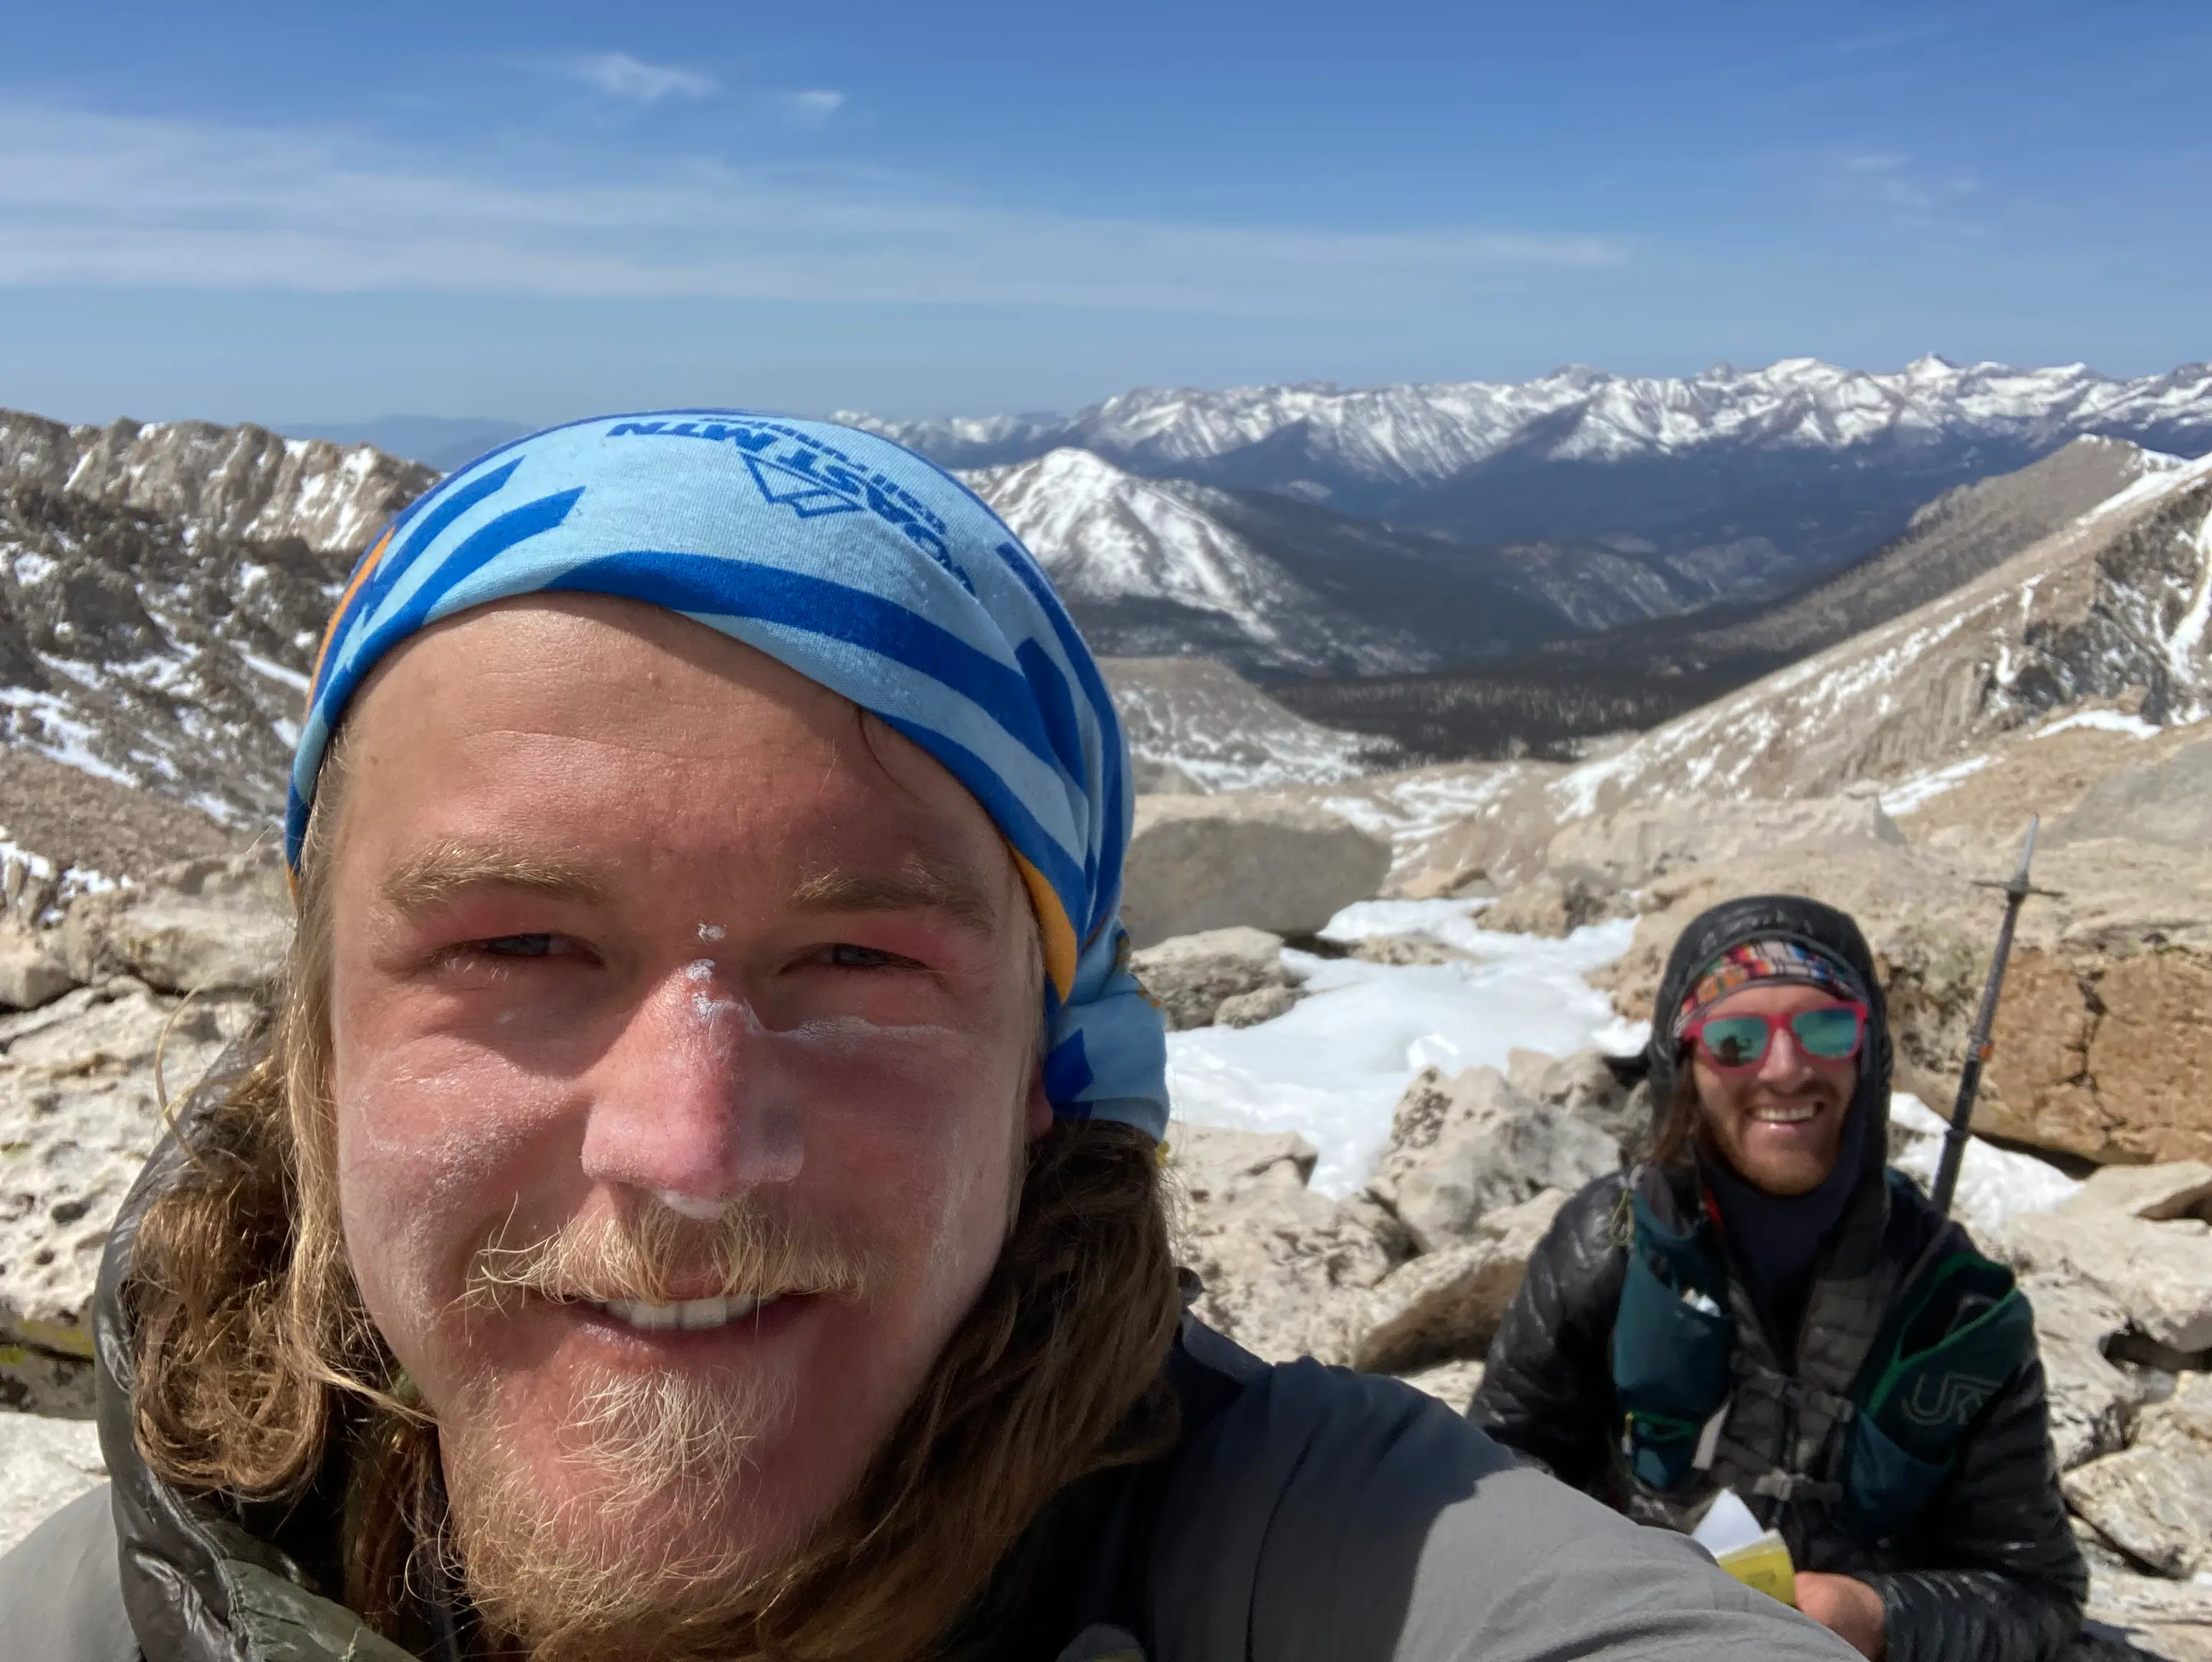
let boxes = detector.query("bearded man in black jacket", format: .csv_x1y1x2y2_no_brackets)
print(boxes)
1469,894,2087,1662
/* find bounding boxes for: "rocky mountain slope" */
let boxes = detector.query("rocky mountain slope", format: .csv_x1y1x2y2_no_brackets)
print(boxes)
0,411,434,834
966,448,1577,674
1554,451,2212,815
0,480,350,828
1273,438,2180,759
0,410,435,556
855,357,2212,579
1541,436,2176,679
1100,655,1397,792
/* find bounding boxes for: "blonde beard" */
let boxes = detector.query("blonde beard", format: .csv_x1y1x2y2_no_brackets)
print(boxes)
443,1366,802,1661
438,1196,878,1659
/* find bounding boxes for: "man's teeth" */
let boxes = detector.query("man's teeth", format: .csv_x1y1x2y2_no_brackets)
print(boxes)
1750,1103,1820,1125
591,1294,769,1331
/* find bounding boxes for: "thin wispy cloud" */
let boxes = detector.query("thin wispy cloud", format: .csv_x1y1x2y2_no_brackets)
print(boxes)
1802,20,1953,63
775,90,845,129
549,52,716,104
0,101,1626,314
1829,150,1978,221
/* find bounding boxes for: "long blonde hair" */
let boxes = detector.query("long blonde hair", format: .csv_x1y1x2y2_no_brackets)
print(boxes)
125,739,1183,1658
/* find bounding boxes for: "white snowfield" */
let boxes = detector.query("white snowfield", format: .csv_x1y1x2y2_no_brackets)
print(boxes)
1168,902,1638,1196
1167,900,2086,1228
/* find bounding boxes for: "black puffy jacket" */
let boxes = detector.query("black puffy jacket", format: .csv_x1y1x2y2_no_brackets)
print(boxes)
1469,895,2087,1662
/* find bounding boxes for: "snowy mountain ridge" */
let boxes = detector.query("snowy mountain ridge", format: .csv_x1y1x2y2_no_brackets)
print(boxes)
0,409,437,557
850,357,2212,494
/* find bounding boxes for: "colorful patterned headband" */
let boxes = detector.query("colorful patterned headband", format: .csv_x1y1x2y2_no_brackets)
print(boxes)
1671,937,1868,1040
292,411,1166,1140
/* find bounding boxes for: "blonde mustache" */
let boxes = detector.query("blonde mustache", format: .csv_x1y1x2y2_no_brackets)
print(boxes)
458,1196,880,1316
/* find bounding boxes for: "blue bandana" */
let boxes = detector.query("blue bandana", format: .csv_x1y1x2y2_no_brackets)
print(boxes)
290,410,1167,1140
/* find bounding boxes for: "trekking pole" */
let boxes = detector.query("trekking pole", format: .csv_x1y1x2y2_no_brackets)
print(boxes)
1930,815,2059,1217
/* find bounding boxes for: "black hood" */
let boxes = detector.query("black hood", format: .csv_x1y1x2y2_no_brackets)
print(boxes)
1642,893,1895,1192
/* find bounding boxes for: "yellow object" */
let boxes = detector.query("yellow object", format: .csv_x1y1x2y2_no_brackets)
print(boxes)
1714,1531,1797,1608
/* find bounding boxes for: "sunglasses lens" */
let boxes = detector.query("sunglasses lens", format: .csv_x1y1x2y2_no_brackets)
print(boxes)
1700,1016,1770,1067
1792,1007,1863,1059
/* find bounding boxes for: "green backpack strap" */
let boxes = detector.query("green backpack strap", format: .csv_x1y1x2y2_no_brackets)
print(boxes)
1610,1180,1736,1493
1844,1249,2034,1539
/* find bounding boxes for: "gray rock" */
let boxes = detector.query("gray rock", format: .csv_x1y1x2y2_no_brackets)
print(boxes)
1214,984,1302,1028
1130,926,1299,1032
1481,869,1625,938
1121,794,1390,948
1345,933,1468,966
2064,1375,2212,1579
1367,1065,1620,1254
2069,1162,2212,1224
1351,1188,1567,1373
1165,1120,1406,1365
1506,1044,1644,1148
1544,793,1905,891
2022,1270,2155,1471
2054,737,2212,852
1167,1120,1319,1196
1128,757,1206,795
2079,1560,2212,1662
1,979,256,1355
56,849,292,995
1393,1356,1486,1409
1996,1206,2212,1354
1,1339,97,1416
0,931,75,1010
0,1411,106,1558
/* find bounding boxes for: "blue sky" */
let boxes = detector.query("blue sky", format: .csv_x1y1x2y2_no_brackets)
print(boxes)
0,0,2205,427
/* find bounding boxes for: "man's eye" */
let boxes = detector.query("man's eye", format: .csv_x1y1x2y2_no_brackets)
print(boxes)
824,943,908,969
478,933,563,958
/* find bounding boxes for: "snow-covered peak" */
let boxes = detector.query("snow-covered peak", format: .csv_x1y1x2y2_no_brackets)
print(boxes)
966,448,1295,635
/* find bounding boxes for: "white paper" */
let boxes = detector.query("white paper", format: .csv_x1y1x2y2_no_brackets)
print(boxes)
1691,1488,1765,1556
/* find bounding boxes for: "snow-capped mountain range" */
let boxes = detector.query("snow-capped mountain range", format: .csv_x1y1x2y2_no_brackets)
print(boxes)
855,357,2212,494
853,357,2212,575
5,365,2210,851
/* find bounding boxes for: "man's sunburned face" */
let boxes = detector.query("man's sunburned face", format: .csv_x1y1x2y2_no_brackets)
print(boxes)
325,596,1050,1631
1689,983,1860,1198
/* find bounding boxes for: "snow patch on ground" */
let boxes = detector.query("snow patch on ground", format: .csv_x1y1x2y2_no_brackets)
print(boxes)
2033,708,2164,741
1319,762,1546,875
1888,1092,2082,1238
0,832,121,911
1167,901,1636,1196
1878,754,1994,816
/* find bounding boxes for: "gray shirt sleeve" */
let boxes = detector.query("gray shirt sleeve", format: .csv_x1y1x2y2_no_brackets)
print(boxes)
0,1482,141,1662
1148,1360,1858,1662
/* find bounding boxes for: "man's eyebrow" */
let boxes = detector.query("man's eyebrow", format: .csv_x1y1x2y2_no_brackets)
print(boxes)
790,858,1002,936
379,842,609,916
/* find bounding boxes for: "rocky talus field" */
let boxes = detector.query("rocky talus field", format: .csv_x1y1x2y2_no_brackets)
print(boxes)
4,413,2211,1656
